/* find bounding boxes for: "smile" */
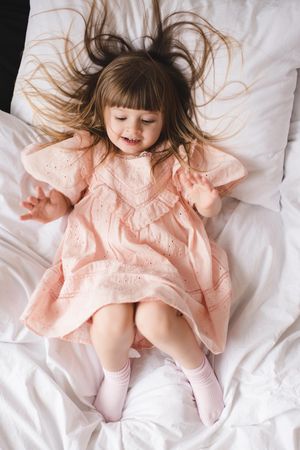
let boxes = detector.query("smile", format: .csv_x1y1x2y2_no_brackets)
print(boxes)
122,137,141,145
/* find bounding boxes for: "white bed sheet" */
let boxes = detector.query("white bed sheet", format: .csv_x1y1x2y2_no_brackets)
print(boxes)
1,1,300,449
1,195,299,450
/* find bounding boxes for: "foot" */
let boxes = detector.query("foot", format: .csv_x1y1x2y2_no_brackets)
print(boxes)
94,359,131,422
181,356,224,426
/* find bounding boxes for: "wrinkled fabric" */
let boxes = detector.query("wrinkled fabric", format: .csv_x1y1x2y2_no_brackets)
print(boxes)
21,132,247,354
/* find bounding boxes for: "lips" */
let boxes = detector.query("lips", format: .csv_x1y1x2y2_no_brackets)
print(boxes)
122,137,141,145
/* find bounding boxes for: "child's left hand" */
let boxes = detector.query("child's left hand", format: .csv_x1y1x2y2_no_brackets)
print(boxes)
181,170,221,217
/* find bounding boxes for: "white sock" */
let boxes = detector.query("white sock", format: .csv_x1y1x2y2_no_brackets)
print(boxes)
181,355,224,426
94,360,131,422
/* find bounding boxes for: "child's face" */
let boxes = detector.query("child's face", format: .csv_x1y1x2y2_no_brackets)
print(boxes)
104,106,163,155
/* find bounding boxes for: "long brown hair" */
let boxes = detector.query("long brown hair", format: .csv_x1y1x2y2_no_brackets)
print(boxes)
23,0,237,169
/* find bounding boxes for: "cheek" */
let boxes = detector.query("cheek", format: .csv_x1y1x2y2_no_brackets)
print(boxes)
107,120,122,137
153,123,163,139
146,129,161,145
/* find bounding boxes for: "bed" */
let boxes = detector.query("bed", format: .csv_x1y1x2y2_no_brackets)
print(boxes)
1,1,300,449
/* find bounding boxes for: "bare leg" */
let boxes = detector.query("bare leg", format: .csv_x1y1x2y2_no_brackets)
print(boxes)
90,303,135,421
135,301,204,368
90,303,135,370
135,301,224,426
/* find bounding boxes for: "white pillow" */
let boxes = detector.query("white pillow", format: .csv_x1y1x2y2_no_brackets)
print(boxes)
11,0,300,211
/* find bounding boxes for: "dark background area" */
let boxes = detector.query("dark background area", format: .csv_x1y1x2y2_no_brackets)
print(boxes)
0,0,30,112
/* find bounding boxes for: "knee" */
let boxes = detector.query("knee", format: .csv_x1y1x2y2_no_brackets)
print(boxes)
135,301,175,344
90,303,134,346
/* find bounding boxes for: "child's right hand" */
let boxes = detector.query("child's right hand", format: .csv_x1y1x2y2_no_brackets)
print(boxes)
20,186,72,223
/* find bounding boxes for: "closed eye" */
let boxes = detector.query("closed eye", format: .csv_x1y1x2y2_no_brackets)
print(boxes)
115,117,126,121
142,120,155,124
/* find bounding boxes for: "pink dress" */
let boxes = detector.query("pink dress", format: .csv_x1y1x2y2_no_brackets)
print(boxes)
20,131,247,354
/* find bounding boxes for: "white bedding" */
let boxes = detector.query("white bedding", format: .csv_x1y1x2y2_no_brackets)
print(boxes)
1,1,300,449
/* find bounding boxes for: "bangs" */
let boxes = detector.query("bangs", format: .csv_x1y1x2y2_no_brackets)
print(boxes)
106,82,162,111
99,54,166,111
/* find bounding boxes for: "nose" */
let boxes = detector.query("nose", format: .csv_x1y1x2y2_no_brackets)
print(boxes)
126,119,141,135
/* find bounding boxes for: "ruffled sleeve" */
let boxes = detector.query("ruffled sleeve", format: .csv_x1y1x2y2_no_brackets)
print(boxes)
173,140,247,199
21,130,94,204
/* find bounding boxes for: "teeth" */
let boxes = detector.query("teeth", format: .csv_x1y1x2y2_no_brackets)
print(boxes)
125,138,139,143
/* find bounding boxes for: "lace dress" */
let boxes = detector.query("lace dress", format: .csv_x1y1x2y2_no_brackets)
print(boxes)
20,131,247,354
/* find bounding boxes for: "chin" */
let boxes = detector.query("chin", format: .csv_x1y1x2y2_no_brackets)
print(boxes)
119,144,145,155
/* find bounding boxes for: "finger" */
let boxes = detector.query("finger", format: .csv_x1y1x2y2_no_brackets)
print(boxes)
20,201,34,210
188,171,204,184
36,185,46,199
183,177,194,189
27,196,40,205
189,173,202,185
186,171,205,186
20,213,47,223
199,175,213,189
20,212,33,221
184,170,197,183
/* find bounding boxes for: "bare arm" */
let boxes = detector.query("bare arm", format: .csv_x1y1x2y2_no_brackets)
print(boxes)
20,186,72,223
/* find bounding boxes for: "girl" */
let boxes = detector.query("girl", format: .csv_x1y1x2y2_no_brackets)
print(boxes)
19,0,247,425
